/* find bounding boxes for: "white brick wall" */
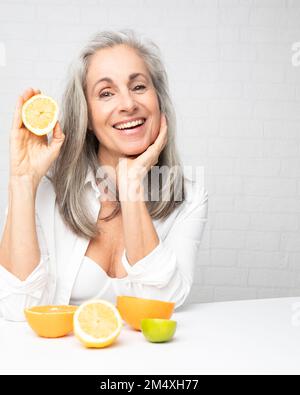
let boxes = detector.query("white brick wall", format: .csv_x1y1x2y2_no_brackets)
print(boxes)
0,0,299,304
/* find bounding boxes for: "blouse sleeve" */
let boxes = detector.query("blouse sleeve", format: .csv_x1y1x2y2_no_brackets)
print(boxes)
0,207,50,321
121,183,208,309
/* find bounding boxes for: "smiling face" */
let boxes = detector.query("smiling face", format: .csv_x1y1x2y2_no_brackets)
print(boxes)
85,44,161,168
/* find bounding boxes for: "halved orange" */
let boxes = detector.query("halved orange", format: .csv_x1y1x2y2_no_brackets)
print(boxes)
116,296,175,331
24,305,78,338
21,94,58,135
73,300,123,348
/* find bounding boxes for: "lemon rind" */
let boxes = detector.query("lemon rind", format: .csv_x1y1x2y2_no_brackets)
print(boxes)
73,299,123,346
21,94,58,136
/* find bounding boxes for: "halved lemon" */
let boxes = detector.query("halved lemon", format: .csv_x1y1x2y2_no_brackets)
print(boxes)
73,300,123,348
21,94,59,135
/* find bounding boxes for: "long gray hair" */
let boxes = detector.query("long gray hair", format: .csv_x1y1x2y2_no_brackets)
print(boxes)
49,29,186,239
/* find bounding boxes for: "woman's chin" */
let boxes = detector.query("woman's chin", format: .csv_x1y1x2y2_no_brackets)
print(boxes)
121,142,150,157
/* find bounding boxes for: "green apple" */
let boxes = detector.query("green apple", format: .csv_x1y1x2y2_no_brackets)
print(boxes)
141,318,177,343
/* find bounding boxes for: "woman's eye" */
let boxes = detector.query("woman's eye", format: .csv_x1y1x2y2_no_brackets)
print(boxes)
99,85,146,99
99,91,112,98
134,84,146,91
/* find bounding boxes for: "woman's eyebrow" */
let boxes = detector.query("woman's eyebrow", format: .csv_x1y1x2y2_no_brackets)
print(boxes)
93,72,149,91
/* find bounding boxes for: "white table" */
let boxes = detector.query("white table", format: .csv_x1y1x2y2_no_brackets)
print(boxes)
1,297,300,375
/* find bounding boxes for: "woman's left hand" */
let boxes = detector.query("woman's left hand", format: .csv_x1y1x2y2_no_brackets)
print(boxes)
116,113,168,188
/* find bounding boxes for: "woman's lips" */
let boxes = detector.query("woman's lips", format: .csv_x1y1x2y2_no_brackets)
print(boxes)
114,119,147,136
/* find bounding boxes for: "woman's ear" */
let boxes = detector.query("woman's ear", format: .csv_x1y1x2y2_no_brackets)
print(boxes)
87,122,94,133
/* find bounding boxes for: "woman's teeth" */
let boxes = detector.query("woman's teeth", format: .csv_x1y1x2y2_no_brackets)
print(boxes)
114,119,145,130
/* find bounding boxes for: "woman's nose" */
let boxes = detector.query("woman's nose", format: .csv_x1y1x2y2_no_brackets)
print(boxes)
118,91,138,113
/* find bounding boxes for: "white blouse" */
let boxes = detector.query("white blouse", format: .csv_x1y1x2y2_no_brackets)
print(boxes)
0,167,208,321
70,256,123,306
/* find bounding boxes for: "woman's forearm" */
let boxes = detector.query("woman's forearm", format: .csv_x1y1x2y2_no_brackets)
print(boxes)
0,176,41,280
119,179,159,266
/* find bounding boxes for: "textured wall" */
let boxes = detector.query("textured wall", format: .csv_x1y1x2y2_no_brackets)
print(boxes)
0,0,300,304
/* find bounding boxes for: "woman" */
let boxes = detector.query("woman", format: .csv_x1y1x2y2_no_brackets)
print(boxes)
0,30,208,321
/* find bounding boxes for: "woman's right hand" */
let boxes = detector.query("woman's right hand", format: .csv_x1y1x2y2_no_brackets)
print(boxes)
9,88,65,186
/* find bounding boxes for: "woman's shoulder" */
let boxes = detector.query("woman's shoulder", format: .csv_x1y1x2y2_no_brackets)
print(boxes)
37,174,55,193
174,177,208,222
184,176,208,207
35,175,56,212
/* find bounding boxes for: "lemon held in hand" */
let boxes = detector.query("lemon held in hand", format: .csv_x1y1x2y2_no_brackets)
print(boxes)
21,94,59,136
141,318,177,343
